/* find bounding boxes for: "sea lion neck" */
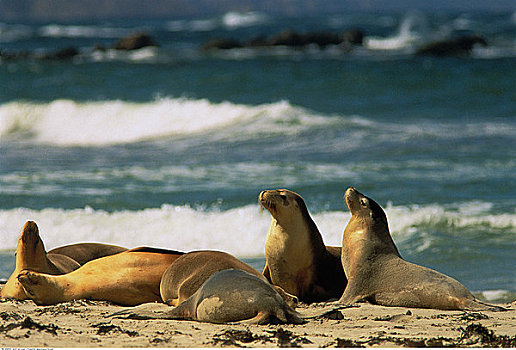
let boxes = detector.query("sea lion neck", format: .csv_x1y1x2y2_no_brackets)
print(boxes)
17,221,48,270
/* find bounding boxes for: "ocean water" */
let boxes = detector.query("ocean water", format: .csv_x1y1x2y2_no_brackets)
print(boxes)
1,11,515,302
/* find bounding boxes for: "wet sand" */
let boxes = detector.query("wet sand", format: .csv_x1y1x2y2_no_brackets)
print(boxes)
1,297,514,348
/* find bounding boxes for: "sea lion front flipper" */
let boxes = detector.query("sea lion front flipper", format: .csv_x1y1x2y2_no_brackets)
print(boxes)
337,279,366,306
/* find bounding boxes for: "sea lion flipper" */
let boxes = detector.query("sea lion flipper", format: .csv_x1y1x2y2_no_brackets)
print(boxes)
272,285,298,308
262,262,271,281
240,311,273,325
108,302,172,319
465,299,508,312
337,279,364,305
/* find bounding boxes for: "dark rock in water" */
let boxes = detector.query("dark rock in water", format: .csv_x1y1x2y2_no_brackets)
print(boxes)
114,32,158,51
201,38,243,51
200,28,366,52
415,35,488,56
43,47,79,60
303,31,342,47
1,47,79,60
342,28,365,46
245,35,268,47
0,50,31,60
268,30,307,47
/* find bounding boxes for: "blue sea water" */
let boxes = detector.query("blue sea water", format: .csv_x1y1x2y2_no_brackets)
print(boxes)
0,10,515,302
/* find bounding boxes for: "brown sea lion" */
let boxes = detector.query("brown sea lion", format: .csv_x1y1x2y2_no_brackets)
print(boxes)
17,247,184,306
159,250,297,307
49,242,127,265
1,221,127,300
111,269,304,324
259,189,347,303
338,187,505,311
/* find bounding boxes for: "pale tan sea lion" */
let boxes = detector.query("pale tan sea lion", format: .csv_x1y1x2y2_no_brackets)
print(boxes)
17,247,184,306
338,187,506,311
1,221,127,300
112,269,305,324
259,189,347,303
159,250,297,307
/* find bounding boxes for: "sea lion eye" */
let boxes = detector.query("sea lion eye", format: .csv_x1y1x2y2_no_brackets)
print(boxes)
360,198,368,207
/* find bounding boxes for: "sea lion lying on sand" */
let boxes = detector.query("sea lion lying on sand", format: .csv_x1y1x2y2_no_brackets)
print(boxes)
159,250,297,308
111,269,304,325
17,247,183,306
1,221,126,300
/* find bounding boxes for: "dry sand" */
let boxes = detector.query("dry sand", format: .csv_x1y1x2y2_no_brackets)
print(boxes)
0,297,514,348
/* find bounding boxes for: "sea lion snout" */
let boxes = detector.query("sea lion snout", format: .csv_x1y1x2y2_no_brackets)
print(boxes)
344,187,361,211
345,187,358,198
259,190,277,212
21,221,40,244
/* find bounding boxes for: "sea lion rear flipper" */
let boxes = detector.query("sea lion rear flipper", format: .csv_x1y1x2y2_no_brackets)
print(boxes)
47,253,80,274
240,310,305,325
108,302,172,320
465,299,508,312
272,285,298,308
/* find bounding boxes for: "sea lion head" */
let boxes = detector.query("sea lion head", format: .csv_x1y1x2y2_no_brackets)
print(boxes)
1,221,46,299
259,189,309,224
345,187,387,227
343,187,399,255
17,221,47,265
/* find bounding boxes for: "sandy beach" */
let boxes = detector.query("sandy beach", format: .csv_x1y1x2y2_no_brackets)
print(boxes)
1,296,514,348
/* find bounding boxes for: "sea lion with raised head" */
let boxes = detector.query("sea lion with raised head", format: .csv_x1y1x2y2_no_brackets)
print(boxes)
159,250,297,308
259,189,347,303
1,221,127,300
17,247,184,306
338,187,505,311
112,269,304,325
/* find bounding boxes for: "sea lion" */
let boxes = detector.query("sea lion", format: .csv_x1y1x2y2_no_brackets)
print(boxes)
1,221,127,300
259,189,347,303
17,247,184,306
112,269,304,324
49,242,127,265
338,187,505,311
159,250,297,308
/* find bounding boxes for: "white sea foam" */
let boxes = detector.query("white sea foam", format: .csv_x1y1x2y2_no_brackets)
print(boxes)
366,12,426,50
38,24,129,38
479,290,512,301
0,98,335,146
222,11,268,29
1,98,514,146
0,202,514,256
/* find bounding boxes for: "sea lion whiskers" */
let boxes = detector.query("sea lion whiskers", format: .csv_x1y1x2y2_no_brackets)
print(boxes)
259,190,277,214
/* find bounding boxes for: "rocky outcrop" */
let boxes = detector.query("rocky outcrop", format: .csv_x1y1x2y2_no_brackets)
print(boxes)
415,35,488,56
201,38,243,51
113,32,158,51
0,47,79,60
201,28,365,50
